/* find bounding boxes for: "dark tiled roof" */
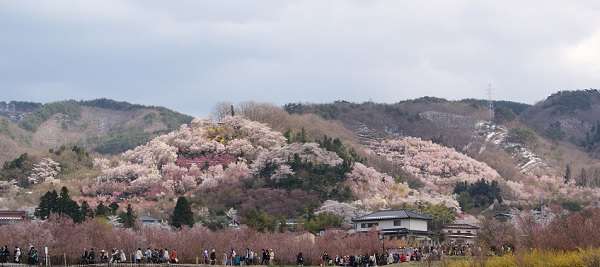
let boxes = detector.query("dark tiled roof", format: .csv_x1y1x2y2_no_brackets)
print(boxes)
443,223,480,230
352,210,432,222
139,215,160,222
0,210,27,220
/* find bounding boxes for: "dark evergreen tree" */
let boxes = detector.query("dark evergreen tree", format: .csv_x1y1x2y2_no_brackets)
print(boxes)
283,129,292,144
95,201,110,217
453,179,502,211
109,202,119,215
57,186,82,222
80,201,93,219
34,190,58,219
48,190,59,213
170,196,194,228
565,164,572,184
118,204,136,228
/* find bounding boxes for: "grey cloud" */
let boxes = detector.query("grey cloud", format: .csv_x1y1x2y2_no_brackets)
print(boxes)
1,1,599,115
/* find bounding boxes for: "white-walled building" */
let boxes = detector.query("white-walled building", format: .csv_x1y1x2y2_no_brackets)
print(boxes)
351,210,432,241
442,223,479,245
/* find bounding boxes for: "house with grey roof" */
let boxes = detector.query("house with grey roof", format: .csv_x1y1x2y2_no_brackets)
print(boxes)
351,210,432,242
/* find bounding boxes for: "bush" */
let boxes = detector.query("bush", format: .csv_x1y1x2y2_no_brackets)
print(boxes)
241,209,280,232
302,212,343,234
561,200,583,212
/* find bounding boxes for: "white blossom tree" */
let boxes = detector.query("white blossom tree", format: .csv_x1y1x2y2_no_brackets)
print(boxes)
28,158,61,184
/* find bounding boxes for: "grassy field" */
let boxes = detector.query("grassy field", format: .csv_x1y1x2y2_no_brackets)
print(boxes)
432,249,600,267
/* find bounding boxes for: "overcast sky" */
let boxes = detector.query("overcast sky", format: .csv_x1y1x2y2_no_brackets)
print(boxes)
1,1,600,116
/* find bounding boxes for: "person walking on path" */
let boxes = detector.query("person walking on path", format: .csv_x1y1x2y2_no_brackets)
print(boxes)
119,249,127,263
135,248,143,263
203,249,209,264
210,249,217,265
14,247,21,263
269,249,275,265
170,249,178,264
296,252,304,267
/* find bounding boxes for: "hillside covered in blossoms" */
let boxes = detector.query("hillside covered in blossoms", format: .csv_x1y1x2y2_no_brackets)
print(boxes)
82,116,465,221
5,94,600,231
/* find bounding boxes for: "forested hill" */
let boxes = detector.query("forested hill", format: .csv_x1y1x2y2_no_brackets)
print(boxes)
520,90,600,156
0,98,192,163
283,91,600,185
284,98,531,149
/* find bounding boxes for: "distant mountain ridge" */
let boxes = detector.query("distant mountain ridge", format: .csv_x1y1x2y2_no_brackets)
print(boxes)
283,90,600,180
0,98,193,163
284,98,531,150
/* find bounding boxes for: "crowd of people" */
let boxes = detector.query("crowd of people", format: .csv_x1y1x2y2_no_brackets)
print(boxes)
443,243,475,256
78,247,276,265
200,248,275,265
0,244,461,266
296,247,440,267
79,248,179,264
0,245,38,265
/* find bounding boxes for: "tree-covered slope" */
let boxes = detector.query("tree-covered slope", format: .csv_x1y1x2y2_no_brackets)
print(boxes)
0,98,193,163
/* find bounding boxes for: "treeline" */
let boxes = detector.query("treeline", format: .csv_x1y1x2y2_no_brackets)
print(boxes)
564,164,600,188
544,90,598,114
19,101,82,131
241,209,343,234
0,219,380,265
35,187,195,229
478,207,600,252
35,186,135,226
93,129,156,154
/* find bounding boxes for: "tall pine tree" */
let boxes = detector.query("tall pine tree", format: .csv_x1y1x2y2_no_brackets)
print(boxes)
119,204,136,228
109,202,119,215
34,190,58,219
57,186,82,222
170,196,194,228
565,164,572,184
